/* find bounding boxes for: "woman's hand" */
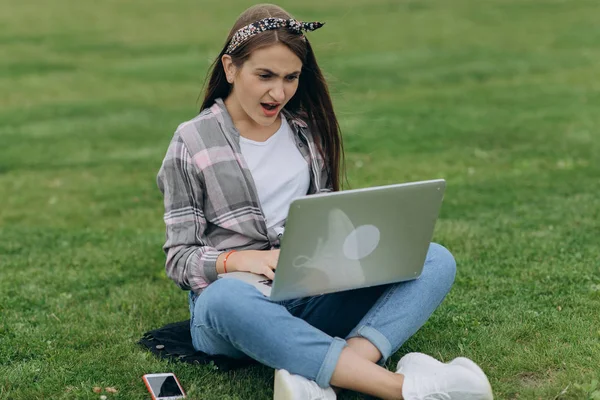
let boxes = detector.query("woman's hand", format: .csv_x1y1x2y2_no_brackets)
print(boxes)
221,250,280,280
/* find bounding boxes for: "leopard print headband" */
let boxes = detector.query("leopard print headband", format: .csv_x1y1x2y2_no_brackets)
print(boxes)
225,17,325,54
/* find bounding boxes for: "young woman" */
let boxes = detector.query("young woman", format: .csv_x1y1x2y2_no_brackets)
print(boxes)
157,4,494,400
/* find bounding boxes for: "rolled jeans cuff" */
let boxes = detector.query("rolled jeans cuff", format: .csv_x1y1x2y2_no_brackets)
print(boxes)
352,325,392,367
315,337,347,388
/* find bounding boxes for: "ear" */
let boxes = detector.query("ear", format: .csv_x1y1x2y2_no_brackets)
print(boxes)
221,54,237,84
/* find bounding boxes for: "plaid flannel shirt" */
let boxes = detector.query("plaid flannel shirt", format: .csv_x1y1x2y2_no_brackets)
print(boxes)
157,98,332,294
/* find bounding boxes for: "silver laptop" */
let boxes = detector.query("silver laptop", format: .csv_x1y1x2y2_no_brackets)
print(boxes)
218,179,446,301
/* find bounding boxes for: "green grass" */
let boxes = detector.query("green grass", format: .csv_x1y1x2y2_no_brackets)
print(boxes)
1,0,599,398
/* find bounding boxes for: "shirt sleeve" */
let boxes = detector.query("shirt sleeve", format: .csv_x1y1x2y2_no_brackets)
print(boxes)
156,134,224,293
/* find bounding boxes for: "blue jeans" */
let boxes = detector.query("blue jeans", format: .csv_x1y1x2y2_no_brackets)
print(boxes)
188,243,456,388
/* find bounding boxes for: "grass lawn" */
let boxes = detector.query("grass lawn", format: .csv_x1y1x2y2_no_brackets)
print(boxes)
1,0,599,398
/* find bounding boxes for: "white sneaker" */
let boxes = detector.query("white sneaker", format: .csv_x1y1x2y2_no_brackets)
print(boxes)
398,353,493,391
274,369,336,400
396,352,441,375
397,353,493,400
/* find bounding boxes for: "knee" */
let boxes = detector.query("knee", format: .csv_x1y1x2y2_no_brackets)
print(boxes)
194,278,258,324
424,243,456,289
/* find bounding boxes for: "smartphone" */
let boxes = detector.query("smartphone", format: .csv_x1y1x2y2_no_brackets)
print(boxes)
142,373,186,399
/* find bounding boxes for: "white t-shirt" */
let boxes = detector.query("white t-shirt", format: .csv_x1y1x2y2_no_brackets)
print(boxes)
239,115,310,230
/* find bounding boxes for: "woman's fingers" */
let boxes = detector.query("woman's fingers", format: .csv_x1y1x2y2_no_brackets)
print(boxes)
262,265,275,280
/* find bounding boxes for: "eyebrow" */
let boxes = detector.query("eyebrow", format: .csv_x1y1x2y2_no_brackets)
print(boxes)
256,68,301,76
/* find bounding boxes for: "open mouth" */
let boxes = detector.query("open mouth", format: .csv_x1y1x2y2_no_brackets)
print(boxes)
261,103,279,111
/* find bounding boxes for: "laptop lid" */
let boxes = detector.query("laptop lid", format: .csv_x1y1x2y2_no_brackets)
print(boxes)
269,179,446,301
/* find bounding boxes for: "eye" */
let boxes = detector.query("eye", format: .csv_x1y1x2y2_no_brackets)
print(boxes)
286,75,299,82
259,74,271,80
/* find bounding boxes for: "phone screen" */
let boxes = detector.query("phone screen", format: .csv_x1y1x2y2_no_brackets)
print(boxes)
146,375,184,398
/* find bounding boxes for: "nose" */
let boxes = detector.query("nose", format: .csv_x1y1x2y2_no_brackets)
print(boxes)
269,82,285,103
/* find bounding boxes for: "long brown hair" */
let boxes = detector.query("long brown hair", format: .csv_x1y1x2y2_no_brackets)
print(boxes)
200,4,345,191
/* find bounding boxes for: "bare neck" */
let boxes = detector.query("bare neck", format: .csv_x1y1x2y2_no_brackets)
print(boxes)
224,96,282,142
